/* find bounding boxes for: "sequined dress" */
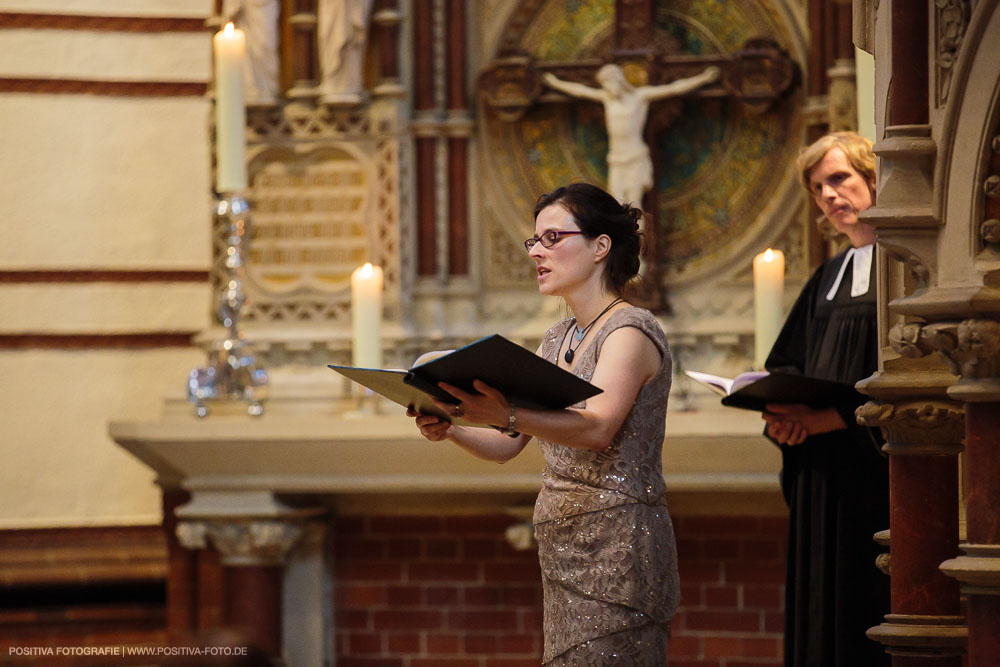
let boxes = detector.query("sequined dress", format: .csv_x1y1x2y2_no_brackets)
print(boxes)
533,307,680,665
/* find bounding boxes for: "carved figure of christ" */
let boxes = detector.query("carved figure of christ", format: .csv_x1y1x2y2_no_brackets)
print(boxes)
542,64,720,206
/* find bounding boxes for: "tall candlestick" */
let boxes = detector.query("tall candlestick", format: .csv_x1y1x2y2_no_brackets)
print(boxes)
213,22,247,192
753,248,785,369
351,263,384,369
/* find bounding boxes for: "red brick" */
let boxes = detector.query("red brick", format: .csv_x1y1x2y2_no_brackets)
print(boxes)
412,660,478,667
725,562,786,584
444,515,514,534
425,632,462,654
337,538,386,560
741,636,782,658
486,659,544,667
702,539,742,559
425,585,460,605
685,610,761,633
334,516,367,534
386,538,422,559
338,584,387,608
743,585,782,609
704,636,743,658
764,610,785,633
464,585,501,606
386,632,420,654
500,585,541,606
337,561,404,582
497,633,539,654
518,608,544,632
372,610,443,631
337,659,404,667
347,632,383,654
668,659,717,667
447,610,519,631
426,538,459,558
675,538,702,559
704,584,739,607
679,583,703,607
408,562,479,582
464,538,500,559
386,585,422,606
742,538,782,560
666,633,700,658
336,609,371,630
677,561,724,583
369,516,444,534
482,562,539,583
463,633,498,653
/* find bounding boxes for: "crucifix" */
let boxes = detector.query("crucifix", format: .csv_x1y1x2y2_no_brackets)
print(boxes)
478,0,797,310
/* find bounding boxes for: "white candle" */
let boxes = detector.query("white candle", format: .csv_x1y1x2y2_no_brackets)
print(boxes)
351,263,384,368
753,248,785,369
213,22,247,192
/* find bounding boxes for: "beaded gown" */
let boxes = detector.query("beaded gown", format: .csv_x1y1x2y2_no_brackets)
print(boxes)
533,307,680,666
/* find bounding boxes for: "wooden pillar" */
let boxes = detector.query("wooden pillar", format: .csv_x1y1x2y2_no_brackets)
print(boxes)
412,0,437,277
943,401,1000,665
857,384,966,664
162,489,197,638
445,0,468,276
889,0,928,125
374,0,401,85
224,565,283,655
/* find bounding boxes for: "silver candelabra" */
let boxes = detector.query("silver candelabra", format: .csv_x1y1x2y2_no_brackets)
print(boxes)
187,194,268,417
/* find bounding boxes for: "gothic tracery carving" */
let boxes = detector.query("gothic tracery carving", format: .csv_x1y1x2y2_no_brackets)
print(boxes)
890,320,1000,379
856,400,965,453
935,0,971,107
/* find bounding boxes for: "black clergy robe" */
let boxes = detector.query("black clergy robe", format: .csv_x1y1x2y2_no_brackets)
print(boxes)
764,246,890,667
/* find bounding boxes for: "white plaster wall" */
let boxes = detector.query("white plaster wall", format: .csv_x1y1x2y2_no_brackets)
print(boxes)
0,94,212,268
0,3,214,527
0,349,205,528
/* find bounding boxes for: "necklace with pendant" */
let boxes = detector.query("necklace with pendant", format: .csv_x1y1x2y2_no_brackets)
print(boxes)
563,298,624,364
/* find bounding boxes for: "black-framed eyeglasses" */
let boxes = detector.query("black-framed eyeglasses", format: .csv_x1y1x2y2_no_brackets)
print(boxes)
523,230,584,251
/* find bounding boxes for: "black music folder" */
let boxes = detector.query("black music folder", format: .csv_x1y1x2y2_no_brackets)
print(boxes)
329,334,602,425
686,370,861,412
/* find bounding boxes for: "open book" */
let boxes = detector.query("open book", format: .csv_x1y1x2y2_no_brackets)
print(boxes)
330,334,602,425
685,370,860,412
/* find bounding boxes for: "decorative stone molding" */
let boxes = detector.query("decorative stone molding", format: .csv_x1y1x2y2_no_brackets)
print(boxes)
889,319,1000,402
982,218,1000,244
177,520,306,566
860,125,938,289
935,0,972,107
940,543,1000,594
856,400,965,455
827,59,858,132
867,614,968,657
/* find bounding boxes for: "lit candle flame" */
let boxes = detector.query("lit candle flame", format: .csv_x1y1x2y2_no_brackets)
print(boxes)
223,22,235,37
360,262,373,278
764,248,775,262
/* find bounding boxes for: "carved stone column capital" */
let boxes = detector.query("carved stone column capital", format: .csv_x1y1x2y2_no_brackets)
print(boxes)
940,544,1000,595
889,319,1000,401
177,519,307,566
857,399,965,455
173,489,325,565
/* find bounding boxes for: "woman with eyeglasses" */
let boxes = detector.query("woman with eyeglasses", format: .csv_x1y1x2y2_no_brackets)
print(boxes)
408,182,679,665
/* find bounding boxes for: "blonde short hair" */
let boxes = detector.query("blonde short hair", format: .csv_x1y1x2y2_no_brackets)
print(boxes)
795,131,876,192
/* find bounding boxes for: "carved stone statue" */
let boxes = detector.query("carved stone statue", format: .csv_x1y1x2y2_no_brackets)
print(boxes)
542,64,720,205
222,0,280,105
318,0,375,105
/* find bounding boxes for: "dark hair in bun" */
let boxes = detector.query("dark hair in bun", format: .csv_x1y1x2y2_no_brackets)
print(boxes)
533,183,644,295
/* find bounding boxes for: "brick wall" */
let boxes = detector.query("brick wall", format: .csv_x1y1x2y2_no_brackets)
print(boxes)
333,513,787,667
